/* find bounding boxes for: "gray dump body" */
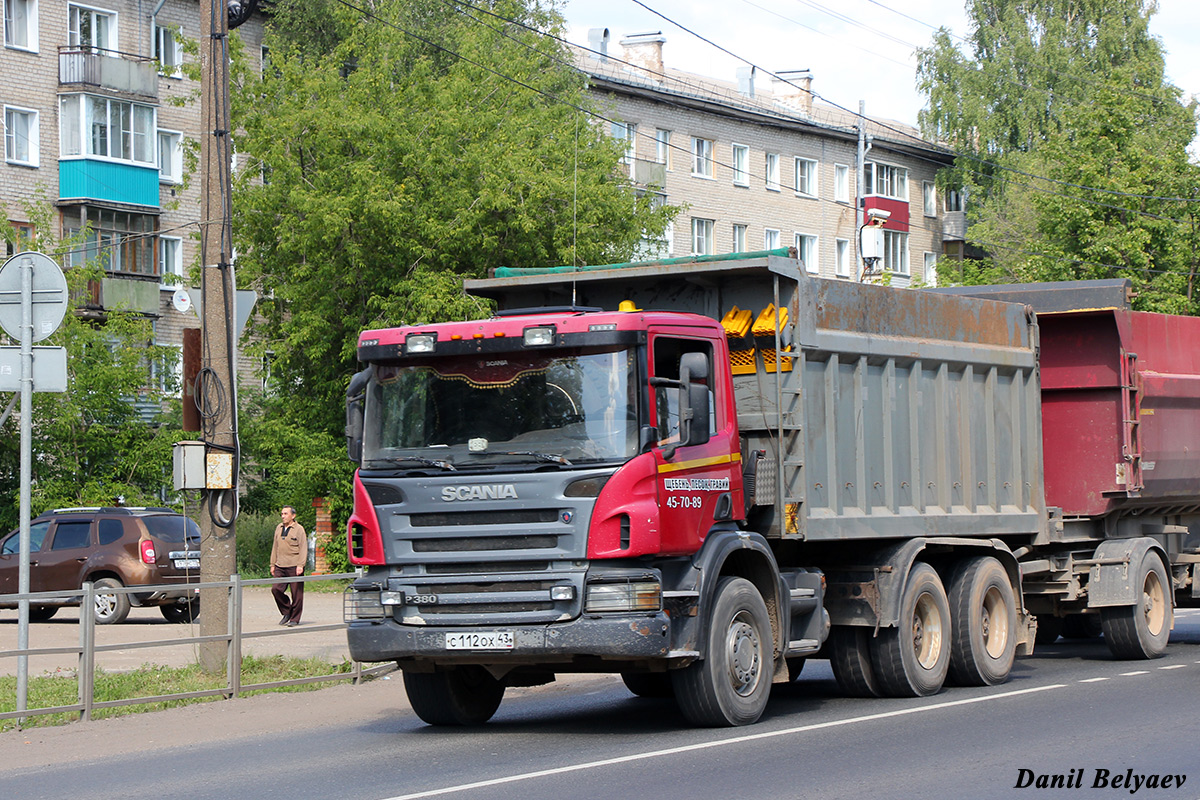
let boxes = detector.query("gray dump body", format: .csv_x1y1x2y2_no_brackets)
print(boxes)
468,253,1048,544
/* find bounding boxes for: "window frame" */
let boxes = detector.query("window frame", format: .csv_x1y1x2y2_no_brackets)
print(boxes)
795,233,818,274
834,163,849,203
67,2,116,52
923,251,938,285
923,181,937,217
157,128,182,184
612,121,636,166
691,136,714,179
60,93,157,165
794,156,817,198
155,23,183,78
690,217,714,255
731,143,749,187
4,105,38,166
763,228,780,250
765,152,780,192
655,128,671,169
883,230,910,275
4,0,38,52
66,206,158,275
864,161,909,201
732,223,747,253
158,233,182,289
835,237,851,278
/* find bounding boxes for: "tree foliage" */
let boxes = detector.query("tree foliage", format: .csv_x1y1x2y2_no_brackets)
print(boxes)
232,0,674,444
916,0,1200,310
0,208,183,533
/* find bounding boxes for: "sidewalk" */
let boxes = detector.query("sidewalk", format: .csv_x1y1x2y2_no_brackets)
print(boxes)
0,585,352,676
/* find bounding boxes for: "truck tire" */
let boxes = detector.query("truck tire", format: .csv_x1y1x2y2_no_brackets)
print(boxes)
1061,613,1103,640
828,626,882,697
1101,552,1172,659
672,577,772,727
403,666,505,725
947,557,1016,686
621,672,674,698
870,563,950,697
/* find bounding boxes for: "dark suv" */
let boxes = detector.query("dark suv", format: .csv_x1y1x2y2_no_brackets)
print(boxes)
0,507,201,624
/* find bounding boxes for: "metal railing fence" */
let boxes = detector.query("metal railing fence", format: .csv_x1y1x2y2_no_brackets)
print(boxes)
0,572,393,724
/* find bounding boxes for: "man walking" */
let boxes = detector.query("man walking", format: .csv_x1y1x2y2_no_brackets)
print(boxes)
270,505,307,626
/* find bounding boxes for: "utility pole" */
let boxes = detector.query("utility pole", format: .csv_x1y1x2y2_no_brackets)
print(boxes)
197,0,239,673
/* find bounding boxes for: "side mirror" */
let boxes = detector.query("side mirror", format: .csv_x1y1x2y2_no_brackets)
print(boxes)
679,352,711,449
345,367,371,464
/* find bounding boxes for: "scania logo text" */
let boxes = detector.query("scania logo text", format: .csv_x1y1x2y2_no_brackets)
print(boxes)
441,484,519,501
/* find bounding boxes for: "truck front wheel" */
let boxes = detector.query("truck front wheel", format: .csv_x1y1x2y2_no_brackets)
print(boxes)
1101,552,1172,659
403,666,505,726
672,577,772,727
870,563,950,697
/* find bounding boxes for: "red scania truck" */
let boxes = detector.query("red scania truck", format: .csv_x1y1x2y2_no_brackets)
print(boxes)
342,250,1199,727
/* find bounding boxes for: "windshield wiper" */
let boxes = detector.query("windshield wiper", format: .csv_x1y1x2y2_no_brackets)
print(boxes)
475,450,573,466
372,455,457,471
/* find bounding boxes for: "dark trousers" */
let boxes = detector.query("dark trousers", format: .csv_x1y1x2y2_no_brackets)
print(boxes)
271,565,304,623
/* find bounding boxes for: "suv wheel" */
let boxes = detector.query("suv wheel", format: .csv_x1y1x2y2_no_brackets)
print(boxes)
93,577,131,624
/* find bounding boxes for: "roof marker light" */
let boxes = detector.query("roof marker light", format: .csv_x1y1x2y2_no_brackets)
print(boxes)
524,326,555,346
405,333,436,353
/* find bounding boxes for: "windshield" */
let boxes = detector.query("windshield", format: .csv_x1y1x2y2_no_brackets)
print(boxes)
362,347,640,468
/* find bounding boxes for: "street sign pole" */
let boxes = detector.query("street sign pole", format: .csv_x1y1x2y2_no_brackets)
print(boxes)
16,255,33,717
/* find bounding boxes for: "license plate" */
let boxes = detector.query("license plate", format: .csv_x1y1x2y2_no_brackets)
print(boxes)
173,559,200,569
445,631,514,650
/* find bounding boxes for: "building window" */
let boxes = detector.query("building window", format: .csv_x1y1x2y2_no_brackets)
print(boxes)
68,3,115,52
60,94,156,165
835,238,850,278
834,164,849,203
691,218,714,255
923,181,936,217
612,121,635,165
155,24,183,77
655,129,671,168
4,106,37,166
864,162,908,200
4,0,37,50
924,251,938,285
732,224,747,253
794,157,817,197
731,143,749,187
765,153,780,191
883,230,909,275
158,129,182,184
691,137,713,178
159,235,182,288
763,228,780,250
156,341,182,398
795,233,818,274
66,206,157,275
5,221,36,257
945,187,963,212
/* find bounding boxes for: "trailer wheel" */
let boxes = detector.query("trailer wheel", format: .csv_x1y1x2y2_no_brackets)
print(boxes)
870,563,950,697
947,557,1016,686
828,626,882,697
621,672,674,698
1101,552,1172,659
403,666,505,726
672,577,772,726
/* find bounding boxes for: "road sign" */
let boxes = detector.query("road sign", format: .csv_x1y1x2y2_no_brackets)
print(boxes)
0,251,69,342
0,346,68,392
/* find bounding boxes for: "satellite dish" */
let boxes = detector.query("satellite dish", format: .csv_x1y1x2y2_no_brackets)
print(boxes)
172,288,193,314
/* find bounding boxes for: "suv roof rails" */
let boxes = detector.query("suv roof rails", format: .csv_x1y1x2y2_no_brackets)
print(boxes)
49,506,176,515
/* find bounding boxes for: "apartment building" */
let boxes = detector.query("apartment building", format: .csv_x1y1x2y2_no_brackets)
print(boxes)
1,0,264,390
579,30,964,286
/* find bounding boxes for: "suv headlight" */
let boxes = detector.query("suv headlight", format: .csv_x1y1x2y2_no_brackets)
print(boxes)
585,580,661,613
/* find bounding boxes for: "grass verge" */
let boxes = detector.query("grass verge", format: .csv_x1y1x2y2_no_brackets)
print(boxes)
0,654,355,732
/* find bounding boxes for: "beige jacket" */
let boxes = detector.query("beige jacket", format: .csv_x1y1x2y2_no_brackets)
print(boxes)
270,522,308,570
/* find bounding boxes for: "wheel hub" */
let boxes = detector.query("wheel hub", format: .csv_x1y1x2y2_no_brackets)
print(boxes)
726,615,761,696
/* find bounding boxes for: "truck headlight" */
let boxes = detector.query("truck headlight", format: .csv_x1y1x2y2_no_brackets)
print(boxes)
585,580,661,613
344,588,386,620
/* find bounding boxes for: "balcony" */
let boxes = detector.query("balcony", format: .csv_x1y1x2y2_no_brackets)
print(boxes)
943,211,968,242
59,45,158,99
628,158,667,188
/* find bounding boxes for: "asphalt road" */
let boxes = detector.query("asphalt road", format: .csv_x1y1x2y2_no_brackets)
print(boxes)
2,609,1198,800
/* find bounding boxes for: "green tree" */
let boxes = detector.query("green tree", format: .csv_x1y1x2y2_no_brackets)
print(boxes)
0,210,184,533
916,0,1200,309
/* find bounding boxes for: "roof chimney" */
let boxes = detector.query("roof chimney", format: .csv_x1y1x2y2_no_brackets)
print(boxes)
620,31,666,79
587,28,610,62
772,70,814,115
737,66,756,98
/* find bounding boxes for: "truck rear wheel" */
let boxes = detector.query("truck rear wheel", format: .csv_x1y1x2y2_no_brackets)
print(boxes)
672,577,772,727
870,563,950,697
1101,552,1172,659
828,626,881,697
403,666,505,726
947,557,1016,686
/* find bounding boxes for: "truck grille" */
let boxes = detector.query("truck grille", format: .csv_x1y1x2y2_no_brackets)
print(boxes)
390,572,583,624
413,535,558,553
409,509,559,527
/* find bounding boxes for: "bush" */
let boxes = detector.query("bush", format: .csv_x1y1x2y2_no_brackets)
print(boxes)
236,512,278,577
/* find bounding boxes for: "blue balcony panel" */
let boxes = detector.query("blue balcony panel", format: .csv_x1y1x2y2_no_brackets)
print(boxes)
59,158,160,208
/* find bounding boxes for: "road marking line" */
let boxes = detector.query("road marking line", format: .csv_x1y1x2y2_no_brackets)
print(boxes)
379,684,1067,800
1079,677,1109,683
1159,664,1187,670
1120,670,1150,676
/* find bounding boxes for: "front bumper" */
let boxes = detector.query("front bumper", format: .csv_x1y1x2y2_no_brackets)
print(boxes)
347,612,673,665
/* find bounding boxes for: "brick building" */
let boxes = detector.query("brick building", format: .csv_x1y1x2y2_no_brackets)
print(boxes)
579,30,964,286
1,0,265,390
